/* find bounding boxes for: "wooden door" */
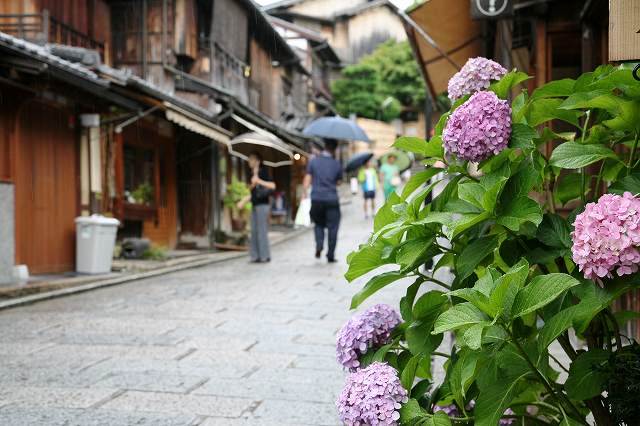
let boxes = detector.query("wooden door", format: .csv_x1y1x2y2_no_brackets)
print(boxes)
15,101,77,274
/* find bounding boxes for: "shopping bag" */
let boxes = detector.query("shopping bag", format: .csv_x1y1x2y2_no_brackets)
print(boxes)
295,197,312,228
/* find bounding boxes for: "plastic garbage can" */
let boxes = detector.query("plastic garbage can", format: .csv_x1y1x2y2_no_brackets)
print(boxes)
75,215,120,274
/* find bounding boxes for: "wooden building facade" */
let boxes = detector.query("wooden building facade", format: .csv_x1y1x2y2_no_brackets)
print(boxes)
0,0,318,276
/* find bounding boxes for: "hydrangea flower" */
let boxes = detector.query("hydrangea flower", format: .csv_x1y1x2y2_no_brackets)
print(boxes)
433,403,460,417
336,304,401,371
442,91,511,162
336,362,408,425
500,408,516,425
572,192,640,280
448,57,507,101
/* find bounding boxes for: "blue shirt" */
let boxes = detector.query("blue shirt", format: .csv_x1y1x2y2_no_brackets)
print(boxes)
307,152,342,202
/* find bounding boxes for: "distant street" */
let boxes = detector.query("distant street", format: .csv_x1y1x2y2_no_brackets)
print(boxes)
0,197,404,426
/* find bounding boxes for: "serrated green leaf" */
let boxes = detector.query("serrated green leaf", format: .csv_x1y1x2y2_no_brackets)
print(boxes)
475,372,528,426
394,136,428,155
374,192,404,232
457,235,500,281
448,288,493,316
463,322,487,350
609,173,640,195
554,173,585,205
413,291,447,320
537,298,601,351
489,260,529,319
450,349,482,409
458,182,485,210
527,98,581,127
496,196,543,232
510,123,538,150
424,136,445,158
399,398,426,422
565,349,610,400
511,273,580,318
530,78,575,100
345,240,392,282
490,70,530,99
402,168,441,199
401,354,421,391
549,142,619,169
350,271,405,308
559,90,620,113
537,213,572,249
433,303,488,334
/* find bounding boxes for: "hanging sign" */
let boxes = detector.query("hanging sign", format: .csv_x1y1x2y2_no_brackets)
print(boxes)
609,0,640,62
470,0,513,20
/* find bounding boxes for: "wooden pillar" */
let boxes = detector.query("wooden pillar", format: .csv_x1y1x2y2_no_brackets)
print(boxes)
535,19,548,90
114,131,125,220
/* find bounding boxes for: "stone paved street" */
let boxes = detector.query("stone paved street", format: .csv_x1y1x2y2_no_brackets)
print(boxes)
0,199,408,426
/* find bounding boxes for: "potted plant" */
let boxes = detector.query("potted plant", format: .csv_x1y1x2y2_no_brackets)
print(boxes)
336,59,640,425
223,177,252,232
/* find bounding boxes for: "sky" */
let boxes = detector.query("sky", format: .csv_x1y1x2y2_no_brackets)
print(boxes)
256,0,416,10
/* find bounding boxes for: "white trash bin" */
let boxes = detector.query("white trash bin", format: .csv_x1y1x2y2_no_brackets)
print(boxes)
75,215,120,274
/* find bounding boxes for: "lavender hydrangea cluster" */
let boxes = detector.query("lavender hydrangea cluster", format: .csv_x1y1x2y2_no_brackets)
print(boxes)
433,403,460,417
336,304,401,371
448,57,507,101
434,402,514,424
442,91,512,162
572,192,640,280
336,362,408,425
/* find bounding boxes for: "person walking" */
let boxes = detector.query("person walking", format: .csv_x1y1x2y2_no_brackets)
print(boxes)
303,139,342,263
380,154,401,199
238,152,276,263
358,160,378,219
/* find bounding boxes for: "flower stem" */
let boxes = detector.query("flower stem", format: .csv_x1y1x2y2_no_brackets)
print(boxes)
416,272,451,290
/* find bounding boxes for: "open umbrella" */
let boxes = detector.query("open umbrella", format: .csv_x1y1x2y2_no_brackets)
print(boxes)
380,150,413,173
229,132,294,168
345,152,374,173
303,116,371,142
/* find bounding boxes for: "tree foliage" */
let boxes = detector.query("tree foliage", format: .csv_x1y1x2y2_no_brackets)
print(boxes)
331,40,426,121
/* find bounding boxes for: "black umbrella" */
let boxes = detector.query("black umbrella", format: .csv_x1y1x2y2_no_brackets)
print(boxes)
345,152,374,173
303,116,371,142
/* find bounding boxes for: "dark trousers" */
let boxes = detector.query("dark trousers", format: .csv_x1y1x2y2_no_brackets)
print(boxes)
310,200,341,260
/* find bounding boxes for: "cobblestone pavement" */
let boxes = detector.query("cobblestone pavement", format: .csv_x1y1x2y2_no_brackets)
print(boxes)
0,198,409,426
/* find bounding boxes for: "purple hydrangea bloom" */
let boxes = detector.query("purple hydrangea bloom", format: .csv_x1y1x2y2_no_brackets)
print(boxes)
442,91,511,162
336,362,408,425
336,304,401,371
572,192,640,280
500,408,516,425
433,403,460,417
448,57,507,101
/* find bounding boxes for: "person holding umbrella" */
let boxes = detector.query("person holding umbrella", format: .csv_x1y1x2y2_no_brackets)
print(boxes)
358,160,378,219
303,139,342,263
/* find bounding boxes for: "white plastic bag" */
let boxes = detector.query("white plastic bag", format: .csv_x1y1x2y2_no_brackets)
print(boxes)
295,197,312,228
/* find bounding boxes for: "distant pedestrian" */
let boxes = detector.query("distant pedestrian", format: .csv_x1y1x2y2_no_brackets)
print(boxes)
380,154,401,199
303,139,342,263
358,160,378,219
238,152,276,263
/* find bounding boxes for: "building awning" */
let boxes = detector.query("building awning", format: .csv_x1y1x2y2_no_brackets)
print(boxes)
164,102,232,145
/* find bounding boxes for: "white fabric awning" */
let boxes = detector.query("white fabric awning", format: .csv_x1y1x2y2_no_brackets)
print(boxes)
164,103,231,145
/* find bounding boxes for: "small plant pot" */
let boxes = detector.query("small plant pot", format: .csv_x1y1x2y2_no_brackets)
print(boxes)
231,218,247,232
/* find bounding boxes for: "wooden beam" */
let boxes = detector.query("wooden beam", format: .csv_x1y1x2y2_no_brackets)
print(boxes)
113,131,125,220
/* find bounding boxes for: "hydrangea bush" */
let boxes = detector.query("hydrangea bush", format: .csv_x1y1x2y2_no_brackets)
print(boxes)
338,62,640,425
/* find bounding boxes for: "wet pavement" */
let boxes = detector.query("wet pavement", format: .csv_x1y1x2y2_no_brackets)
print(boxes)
0,196,408,425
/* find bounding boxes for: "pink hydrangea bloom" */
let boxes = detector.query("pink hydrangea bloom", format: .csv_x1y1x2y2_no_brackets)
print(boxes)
336,362,408,426
442,91,511,162
448,57,507,101
336,304,401,371
572,192,640,280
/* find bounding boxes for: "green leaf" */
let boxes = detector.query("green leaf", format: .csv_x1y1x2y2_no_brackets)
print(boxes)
475,372,528,426
425,412,453,426
555,173,585,205
424,136,445,158
537,214,572,249
530,78,575,100
537,298,601,351
490,70,530,99
371,342,395,363
458,182,485,210
489,260,529,319
603,100,640,133
402,168,441,199
527,98,581,127
448,288,493,316
433,303,488,334
407,320,443,356
401,354,421,391
511,273,580,318
559,90,620,113
399,398,425,422
400,279,424,322
457,235,500,281
394,136,428,155
496,196,543,232
510,123,537,150
397,237,438,272
449,350,482,409
462,322,487,350
374,192,404,232
565,349,610,400
614,310,640,326
345,240,390,282
549,142,619,169
609,173,640,195
413,291,447,320
350,271,405,309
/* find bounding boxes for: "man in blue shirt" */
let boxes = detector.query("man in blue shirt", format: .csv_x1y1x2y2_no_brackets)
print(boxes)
303,139,343,263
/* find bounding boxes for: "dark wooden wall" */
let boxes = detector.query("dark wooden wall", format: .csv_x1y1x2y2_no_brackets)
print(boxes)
213,0,248,61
